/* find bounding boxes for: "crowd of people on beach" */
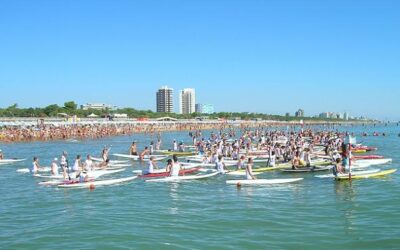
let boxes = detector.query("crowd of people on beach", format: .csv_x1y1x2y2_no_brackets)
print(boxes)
0,122,234,142
1,120,397,143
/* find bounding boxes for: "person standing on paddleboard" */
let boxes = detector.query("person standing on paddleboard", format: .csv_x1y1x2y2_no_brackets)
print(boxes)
332,158,345,176
246,158,256,180
51,158,59,176
130,141,137,156
216,155,226,174
149,141,155,155
0,150,3,160
60,151,69,179
101,146,110,161
84,155,94,172
236,155,246,170
71,155,83,177
31,157,44,174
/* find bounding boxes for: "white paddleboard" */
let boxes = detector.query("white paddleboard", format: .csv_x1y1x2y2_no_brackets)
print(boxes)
226,178,304,185
146,171,219,182
58,176,137,188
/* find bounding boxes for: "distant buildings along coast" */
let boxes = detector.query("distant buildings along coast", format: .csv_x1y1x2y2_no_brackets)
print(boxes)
179,88,196,114
195,104,214,114
156,86,174,113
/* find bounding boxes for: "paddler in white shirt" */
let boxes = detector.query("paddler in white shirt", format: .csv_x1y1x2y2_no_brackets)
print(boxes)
215,155,226,174
144,156,157,175
84,154,94,172
268,151,276,167
51,158,59,176
170,155,182,177
173,140,178,151
31,157,44,174
71,155,83,174
236,155,246,170
246,158,256,180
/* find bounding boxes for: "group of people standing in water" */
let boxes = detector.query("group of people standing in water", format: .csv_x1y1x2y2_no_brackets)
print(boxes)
128,126,364,180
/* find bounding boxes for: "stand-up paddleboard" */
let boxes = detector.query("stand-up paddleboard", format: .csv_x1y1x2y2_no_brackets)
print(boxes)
0,158,26,164
181,162,236,168
91,157,129,164
226,171,263,176
353,158,392,166
58,176,137,188
146,171,219,182
281,165,333,173
315,169,380,178
353,155,384,160
113,153,167,161
226,178,303,185
137,167,200,178
35,168,125,180
17,167,51,173
335,169,397,180
159,151,195,156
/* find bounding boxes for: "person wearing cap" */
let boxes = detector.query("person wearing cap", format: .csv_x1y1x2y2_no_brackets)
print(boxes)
60,152,68,179
51,158,59,176
0,150,3,160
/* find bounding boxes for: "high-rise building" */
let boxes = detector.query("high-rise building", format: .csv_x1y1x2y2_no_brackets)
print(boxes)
195,104,214,114
344,112,349,120
156,86,174,113
179,88,196,114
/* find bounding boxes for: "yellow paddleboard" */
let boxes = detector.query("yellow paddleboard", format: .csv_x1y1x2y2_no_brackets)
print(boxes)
161,151,195,156
352,149,367,154
336,169,397,180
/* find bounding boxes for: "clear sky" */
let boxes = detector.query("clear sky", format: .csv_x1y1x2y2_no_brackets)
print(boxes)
0,0,399,120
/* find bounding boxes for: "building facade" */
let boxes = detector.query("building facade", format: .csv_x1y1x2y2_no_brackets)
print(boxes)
81,103,115,110
295,109,304,117
156,86,174,113
179,88,196,114
195,104,214,114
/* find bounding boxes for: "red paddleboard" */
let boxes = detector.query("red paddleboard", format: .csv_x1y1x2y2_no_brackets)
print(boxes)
353,155,384,160
139,167,200,178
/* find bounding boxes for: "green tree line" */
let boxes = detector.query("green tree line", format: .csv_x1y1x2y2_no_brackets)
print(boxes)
0,101,356,122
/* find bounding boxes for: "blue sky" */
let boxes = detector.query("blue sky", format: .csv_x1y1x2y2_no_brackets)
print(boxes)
0,0,399,120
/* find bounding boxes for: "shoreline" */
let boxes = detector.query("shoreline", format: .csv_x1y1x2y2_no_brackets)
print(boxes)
0,118,377,143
